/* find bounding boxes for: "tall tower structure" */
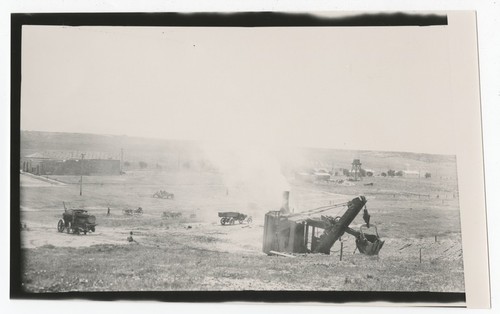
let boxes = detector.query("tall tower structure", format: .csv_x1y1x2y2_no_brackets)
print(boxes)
351,159,362,181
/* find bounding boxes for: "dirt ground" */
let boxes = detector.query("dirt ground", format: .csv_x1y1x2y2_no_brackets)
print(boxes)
18,170,465,292
21,213,263,254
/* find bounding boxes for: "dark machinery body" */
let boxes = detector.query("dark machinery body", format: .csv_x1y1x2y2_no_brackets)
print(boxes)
57,209,97,235
346,224,385,255
262,196,384,255
218,212,252,225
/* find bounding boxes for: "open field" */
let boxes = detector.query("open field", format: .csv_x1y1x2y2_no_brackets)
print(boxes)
19,168,464,292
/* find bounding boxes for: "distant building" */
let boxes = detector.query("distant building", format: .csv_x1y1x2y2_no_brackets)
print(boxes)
21,151,120,175
295,168,331,182
313,171,331,182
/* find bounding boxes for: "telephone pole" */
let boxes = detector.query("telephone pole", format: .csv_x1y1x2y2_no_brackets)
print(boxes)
120,148,124,174
80,153,85,196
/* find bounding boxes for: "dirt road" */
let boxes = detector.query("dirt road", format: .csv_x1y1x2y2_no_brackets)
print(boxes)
21,207,265,256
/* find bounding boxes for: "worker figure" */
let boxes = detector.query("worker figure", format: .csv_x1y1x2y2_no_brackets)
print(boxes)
107,207,111,216
127,231,137,243
362,206,371,228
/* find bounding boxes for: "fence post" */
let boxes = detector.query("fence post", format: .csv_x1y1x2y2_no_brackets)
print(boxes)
340,242,344,261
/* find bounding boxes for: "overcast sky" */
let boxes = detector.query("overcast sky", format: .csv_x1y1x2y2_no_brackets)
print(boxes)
21,24,456,154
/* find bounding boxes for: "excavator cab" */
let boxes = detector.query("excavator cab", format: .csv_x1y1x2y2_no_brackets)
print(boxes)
355,224,384,255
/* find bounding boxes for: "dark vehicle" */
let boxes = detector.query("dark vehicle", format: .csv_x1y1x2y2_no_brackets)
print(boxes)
218,212,252,225
123,207,143,216
57,208,97,235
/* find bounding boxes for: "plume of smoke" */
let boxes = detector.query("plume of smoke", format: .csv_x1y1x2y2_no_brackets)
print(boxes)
201,140,290,212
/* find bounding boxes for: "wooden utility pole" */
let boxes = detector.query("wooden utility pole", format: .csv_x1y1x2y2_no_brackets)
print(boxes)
120,148,124,174
80,153,85,196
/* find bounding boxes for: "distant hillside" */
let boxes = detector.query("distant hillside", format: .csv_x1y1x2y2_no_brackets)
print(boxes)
291,147,456,178
21,131,191,153
20,130,457,177
20,131,201,170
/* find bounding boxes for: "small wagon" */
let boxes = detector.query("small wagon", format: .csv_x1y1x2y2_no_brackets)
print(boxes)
57,209,97,235
123,207,143,216
153,190,174,199
218,212,252,225
162,211,182,219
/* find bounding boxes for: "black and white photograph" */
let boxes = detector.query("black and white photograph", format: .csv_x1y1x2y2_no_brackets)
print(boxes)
8,10,491,307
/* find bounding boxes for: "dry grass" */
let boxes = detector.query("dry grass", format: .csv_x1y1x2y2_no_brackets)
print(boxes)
22,235,464,292
19,169,464,292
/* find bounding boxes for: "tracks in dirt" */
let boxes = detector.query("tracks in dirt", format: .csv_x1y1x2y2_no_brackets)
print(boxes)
21,218,265,257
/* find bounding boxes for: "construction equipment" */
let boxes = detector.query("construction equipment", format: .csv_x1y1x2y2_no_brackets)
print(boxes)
218,212,252,225
153,190,174,199
123,207,143,216
57,204,97,235
353,224,384,255
262,195,384,256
